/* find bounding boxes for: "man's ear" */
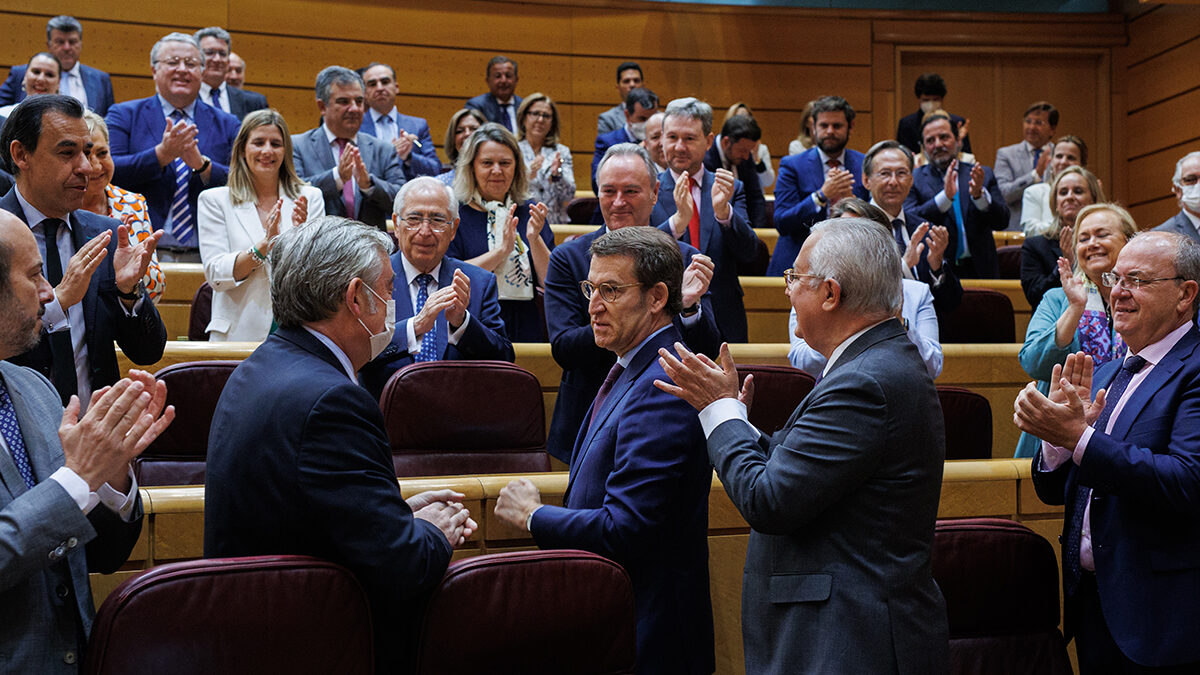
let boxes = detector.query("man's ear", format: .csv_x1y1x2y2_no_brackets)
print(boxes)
821,278,842,312
648,281,669,313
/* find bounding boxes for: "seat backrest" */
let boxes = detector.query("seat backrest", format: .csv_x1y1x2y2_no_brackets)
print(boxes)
137,360,239,486
416,550,636,675
86,555,373,675
995,244,1023,280
380,360,550,476
736,235,770,276
933,518,1072,675
736,364,815,435
938,288,1016,343
187,282,213,342
937,386,992,460
567,196,599,224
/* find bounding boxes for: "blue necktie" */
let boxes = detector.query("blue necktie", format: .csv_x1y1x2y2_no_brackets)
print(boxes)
1032,146,1043,169
210,87,222,112
378,114,396,144
502,105,514,131
41,219,78,405
415,274,439,362
891,218,907,254
950,189,969,261
168,110,195,246
0,377,36,489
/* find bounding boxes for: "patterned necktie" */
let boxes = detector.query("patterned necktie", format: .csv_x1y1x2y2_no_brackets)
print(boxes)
1063,353,1148,595
168,110,195,245
588,363,625,432
378,114,396,144
210,87,222,112
826,158,840,171
335,138,357,217
0,377,36,489
414,274,439,362
686,177,701,248
41,219,79,405
891,218,907,254
502,104,514,131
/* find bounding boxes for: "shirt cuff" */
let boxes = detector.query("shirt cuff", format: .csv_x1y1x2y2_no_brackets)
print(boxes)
972,191,991,210
699,397,753,438
1072,426,1095,465
680,305,702,327
525,504,543,532
934,190,951,213
406,318,420,355
447,311,471,345
95,467,139,521
44,296,69,332
117,293,145,317
715,213,731,227
49,466,90,511
1039,440,1073,471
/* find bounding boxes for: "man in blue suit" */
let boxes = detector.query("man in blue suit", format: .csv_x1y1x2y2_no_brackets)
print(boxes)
360,177,514,398
544,143,721,461
590,87,658,192
903,111,1008,279
194,27,269,122
106,32,240,262
360,63,441,177
2,95,167,406
653,97,761,343
0,16,114,115
1019,231,1200,673
497,225,715,675
769,95,869,276
464,56,522,132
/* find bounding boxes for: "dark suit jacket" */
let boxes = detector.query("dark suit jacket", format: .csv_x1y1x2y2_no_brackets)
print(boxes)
704,142,768,230
0,361,142,673
106,96,240,241
1020,234,1063,310
543,226,722,461
360,109,442,177
904,161,1009,279
770,147,869,275
204,326,453,675
652,169,760,342
0,62,115,115
225,85,269,121
590,125,634,193
896,109,971,156
291,127,407,231
532,325,715,675
898,208,964,316
464,92,522,131
707,320,948,675
1032,325,1200,667
1,190,167,405
1154,211,1200,244
359,255,515,398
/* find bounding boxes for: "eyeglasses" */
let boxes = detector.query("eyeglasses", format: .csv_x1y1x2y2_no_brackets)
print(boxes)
871,169,911,182
580,280,641,302
400,214,452,232
1100,272,1184,289
155,57,203,71
526,111,553,121
783,268,823,287
202,48,229,59
1177,174,1200,187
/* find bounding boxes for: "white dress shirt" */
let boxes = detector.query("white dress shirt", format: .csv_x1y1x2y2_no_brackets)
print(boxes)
199,81,231,114
59,64,88,108
398,255,471,355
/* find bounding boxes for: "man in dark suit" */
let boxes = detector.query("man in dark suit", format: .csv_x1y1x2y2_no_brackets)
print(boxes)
544,143,721,461
464,56,522,132
597,61,644,136
1,95,167,406
770,95,869,276
904,111,1009,279
0,208,173,673
194,27,269,121
292,66,406,232
497,226,715,675
863,140,963,316
659,217,948,675
205,215,475,675
895,73,971,156
704,114,768,229
360,177,514,398
1154,151,1200,244
0,16,115,115
360,62,441,177
653,97,761,343
590,87,658,192
106,32,240,262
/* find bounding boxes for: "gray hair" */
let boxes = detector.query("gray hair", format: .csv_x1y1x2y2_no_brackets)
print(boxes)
46,16,82,39
663,97,714,136
1173,151,1200,186
807,218,902,318
194,26,232,49
590,226,683,316
150,32,204,70
315,66,364,104
596,143,658,185
268,216,393,328
393,176,457,216
1161,232,1200,316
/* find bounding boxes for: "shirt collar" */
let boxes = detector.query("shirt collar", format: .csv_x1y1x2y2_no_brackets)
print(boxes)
669,165,706,186
322,123,354,145
823,319,888,377
1181,209,1200,233
870,197,905,222
157,93,196,119
199,81,222,99
13,185,67,230
1130,319,1193,367
817,147,846,168
399,253,441,286
617,324,671,367
371,106,397,125
62,64,80,78
302,326,357,382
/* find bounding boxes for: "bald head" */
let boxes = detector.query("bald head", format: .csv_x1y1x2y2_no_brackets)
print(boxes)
0,209,54,358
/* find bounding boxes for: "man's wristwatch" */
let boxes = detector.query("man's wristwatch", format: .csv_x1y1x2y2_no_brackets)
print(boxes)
680,304,700,318
194,156,211,174
117,280,146,301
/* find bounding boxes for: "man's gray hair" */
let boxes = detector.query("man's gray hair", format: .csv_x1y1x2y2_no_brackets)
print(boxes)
1163,231,1200,316
150,33,204,70
315,66,364,104
393,176,456,217
194,26,232,49
269,216,393,328
596,143,658,186
1172,151,1200,186
663,97,714,136
47,16,82,39
808,218,902,317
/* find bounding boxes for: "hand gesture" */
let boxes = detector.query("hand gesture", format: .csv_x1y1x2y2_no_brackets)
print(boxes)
527,201,549,237
391,132,414,160
411,499,474,547
495,478,543,531
654,341,741,411
1058,225,1076,266
180,139,205,171
492,204,518,258
446,268,470,329
56,230,110,308
925,224,949,271
413,285,458,337
352,148,371,188
968,163,985,200
903,222,929,270
548,152,562,175
1012,373,1089,450
158,118,197,163
681,254,714,309
672,171,695,234
291,195,309,228
822,167,854,206
1058,256,1086,308
336,143,356,183
1058,352,1107,426
528,152,544,175
711,168,735,222
1035,144,1053,178
943,160,959,200
113,219,161,295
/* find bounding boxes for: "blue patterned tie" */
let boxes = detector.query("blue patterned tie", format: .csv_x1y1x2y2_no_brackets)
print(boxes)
168,110,195,245
210,87,222,112
0,377,36,489
415,274,439,362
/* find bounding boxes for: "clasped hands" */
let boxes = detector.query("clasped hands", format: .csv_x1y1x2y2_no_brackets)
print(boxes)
1013,352,1108,451
413,268,471,335
337,143,372,189
943,159,985,201
408,489,477,546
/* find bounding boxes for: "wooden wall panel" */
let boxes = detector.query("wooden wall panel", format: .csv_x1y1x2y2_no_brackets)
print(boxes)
1124,4,1200,65
1125,140,1200,207
1126,87,1200,159
1126,36,1200,111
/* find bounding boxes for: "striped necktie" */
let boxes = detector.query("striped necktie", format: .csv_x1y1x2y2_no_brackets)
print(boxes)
168,110,195,245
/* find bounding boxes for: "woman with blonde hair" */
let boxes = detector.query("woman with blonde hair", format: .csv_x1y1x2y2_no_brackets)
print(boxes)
1020,165,1105,309
787,99,816,156
437,107,487,187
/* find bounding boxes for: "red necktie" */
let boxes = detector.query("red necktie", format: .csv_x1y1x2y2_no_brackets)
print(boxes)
687,177,701,248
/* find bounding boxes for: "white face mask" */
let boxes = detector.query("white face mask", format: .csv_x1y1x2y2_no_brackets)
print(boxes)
919,99,942,115
357,283,396,360
1181,182,1200,213
628,121,647,141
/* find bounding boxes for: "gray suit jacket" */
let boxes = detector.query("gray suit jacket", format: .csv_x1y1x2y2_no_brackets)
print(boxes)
995,141,1052,230
707,320,948,675
1154,211,1200,244
291,127,407,230
0,362,142,672
597,104,624,136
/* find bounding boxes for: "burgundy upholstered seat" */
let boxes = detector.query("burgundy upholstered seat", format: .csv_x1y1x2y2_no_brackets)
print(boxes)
937,385,993,460
736,364,816,435
187,281,213,341
137,360,239,486
938,288,1016,343
996,244,1023,280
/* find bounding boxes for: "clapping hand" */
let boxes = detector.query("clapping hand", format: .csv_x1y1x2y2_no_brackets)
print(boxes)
712,168,735,222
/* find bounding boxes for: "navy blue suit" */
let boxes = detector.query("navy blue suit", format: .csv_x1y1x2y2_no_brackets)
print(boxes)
360,109,442,177
464,93,522,131
652,169,759,342
532,325,715,675
0,189,167,405
897,208,964,316
591,126,634,193
703,142,768,230
896,110,971,156
224,85,268,121
543,226,722,461
1032,325,1200,668
0,63,114,115
106,96,240,242
770,147,869,275
903,161,1009,279
205,326,453,675
359,255,515,398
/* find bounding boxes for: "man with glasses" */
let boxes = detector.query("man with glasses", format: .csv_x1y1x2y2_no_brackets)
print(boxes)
106,32,240,262
496,225,717,675
1154,151,1200,244
1018,231,1200,673
359,177,513,397
193,27,268,121
0,15,115,115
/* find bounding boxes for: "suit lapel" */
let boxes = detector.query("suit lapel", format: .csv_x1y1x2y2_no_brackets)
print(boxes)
309,129,336,170
1109,329,1199,440
2,368,56,491
390,254,416,324
435,262,454,357
698,171,714,253
232,201,263,247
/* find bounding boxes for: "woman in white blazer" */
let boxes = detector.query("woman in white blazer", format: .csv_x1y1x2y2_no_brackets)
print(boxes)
198,109,324,341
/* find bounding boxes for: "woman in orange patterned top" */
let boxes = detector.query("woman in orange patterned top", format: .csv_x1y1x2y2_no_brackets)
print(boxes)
80,111,166,301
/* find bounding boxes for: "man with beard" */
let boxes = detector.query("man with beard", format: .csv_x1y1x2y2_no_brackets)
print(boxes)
769,95,869,276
